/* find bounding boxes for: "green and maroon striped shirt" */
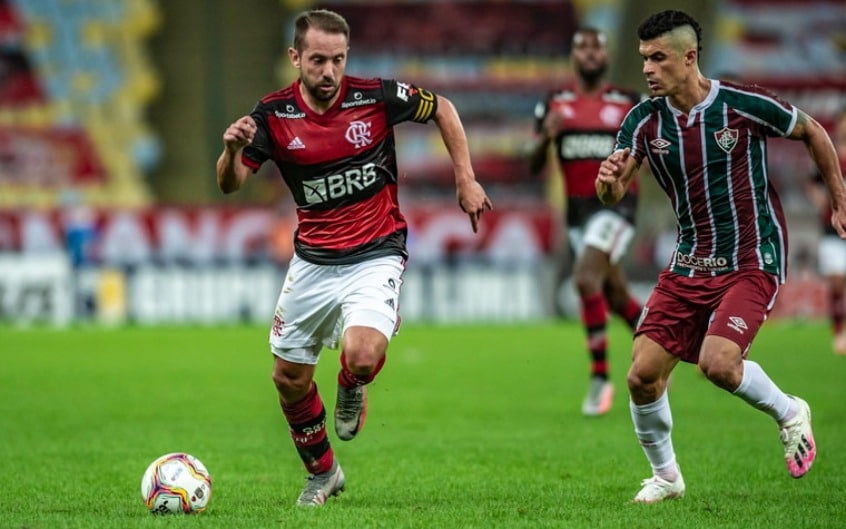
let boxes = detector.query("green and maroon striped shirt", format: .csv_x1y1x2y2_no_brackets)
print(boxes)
616,80,796,282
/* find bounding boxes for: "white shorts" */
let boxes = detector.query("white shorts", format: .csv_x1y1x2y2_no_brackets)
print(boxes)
818,235,846,276
269,254,405,365
568,210,635,265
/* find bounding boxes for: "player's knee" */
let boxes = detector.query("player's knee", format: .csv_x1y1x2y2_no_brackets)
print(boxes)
271,366,311,401
342,327,388,375
626,363,668,401
698,351,741,390
343,346,383,375
626,368,647,392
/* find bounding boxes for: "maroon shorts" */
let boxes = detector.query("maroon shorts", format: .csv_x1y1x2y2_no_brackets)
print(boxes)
635,269,780,364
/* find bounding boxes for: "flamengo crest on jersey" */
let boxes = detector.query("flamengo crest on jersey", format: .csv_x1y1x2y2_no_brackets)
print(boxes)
615,80,795,282
240,76,438,265
345,121,373,149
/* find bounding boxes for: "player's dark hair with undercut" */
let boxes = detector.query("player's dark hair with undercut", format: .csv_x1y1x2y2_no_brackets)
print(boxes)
292,9,350,53
637,10,703,55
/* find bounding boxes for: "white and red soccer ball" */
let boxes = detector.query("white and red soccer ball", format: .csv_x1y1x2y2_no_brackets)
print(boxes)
140,452,212,514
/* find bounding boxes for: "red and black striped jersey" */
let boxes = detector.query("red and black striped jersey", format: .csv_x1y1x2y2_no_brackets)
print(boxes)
242,76,438,264
534,83,641,226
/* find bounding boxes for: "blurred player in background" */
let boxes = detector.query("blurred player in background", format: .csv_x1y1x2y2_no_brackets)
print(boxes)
597,9,845,503
804,108,846,354
217,9,492,507
529,27,644,416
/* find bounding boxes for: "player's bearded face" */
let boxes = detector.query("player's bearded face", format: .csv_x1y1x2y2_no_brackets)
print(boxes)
577,61,607,85
572,33,608,84
302,70,342,102
292,29,348,104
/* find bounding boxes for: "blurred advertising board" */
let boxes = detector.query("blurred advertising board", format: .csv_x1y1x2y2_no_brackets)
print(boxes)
0,253,73,326
0,204,560,325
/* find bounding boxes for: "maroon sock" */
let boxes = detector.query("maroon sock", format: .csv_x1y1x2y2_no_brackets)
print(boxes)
281,382,333,475
338,350,385,389
618,296,643,331
832,289,844,335
581,292,609,379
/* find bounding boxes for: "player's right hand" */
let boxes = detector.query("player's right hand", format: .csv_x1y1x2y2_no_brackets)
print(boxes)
542,108,565,138
597,147,630,184
223,116,257,151
596,148,631,205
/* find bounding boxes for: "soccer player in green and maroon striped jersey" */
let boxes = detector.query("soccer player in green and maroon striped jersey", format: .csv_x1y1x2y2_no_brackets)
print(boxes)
595,9,846,503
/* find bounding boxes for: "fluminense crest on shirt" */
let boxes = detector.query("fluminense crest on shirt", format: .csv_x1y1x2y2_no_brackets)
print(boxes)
714,127,739,153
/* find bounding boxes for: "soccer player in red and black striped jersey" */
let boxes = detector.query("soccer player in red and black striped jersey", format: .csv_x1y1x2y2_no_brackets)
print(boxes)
216,9,492,507
596,10,846,503
804,108,846,354
530,27,644,417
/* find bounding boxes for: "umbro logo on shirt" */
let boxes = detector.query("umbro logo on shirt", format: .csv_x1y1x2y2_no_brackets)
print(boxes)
728,316,748,334
650,138,670,154
287,137,306,150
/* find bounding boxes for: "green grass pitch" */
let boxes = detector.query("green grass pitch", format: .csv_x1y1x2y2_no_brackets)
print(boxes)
1,320,844,528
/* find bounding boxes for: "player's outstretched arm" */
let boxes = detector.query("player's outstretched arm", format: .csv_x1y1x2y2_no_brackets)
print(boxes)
789,110,846,238
217,116,257,194
432,95,493,233
596,148,638,205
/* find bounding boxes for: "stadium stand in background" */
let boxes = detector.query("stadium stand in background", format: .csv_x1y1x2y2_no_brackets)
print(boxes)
0,0,844,326
0,0,161,208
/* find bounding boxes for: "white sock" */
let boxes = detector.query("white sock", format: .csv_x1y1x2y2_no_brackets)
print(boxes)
630,391,679,481
733,360,794,424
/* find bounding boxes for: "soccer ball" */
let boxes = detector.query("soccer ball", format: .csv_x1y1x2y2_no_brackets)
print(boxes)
140,452,212,514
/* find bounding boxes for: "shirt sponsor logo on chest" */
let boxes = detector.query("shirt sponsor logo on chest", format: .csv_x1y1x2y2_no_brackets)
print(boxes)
561,134,616,159
275,104,305,119
302,163,379,206
341,91,377,109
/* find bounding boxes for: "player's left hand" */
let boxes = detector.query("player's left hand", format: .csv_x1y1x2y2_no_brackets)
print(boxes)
457,180,493,233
